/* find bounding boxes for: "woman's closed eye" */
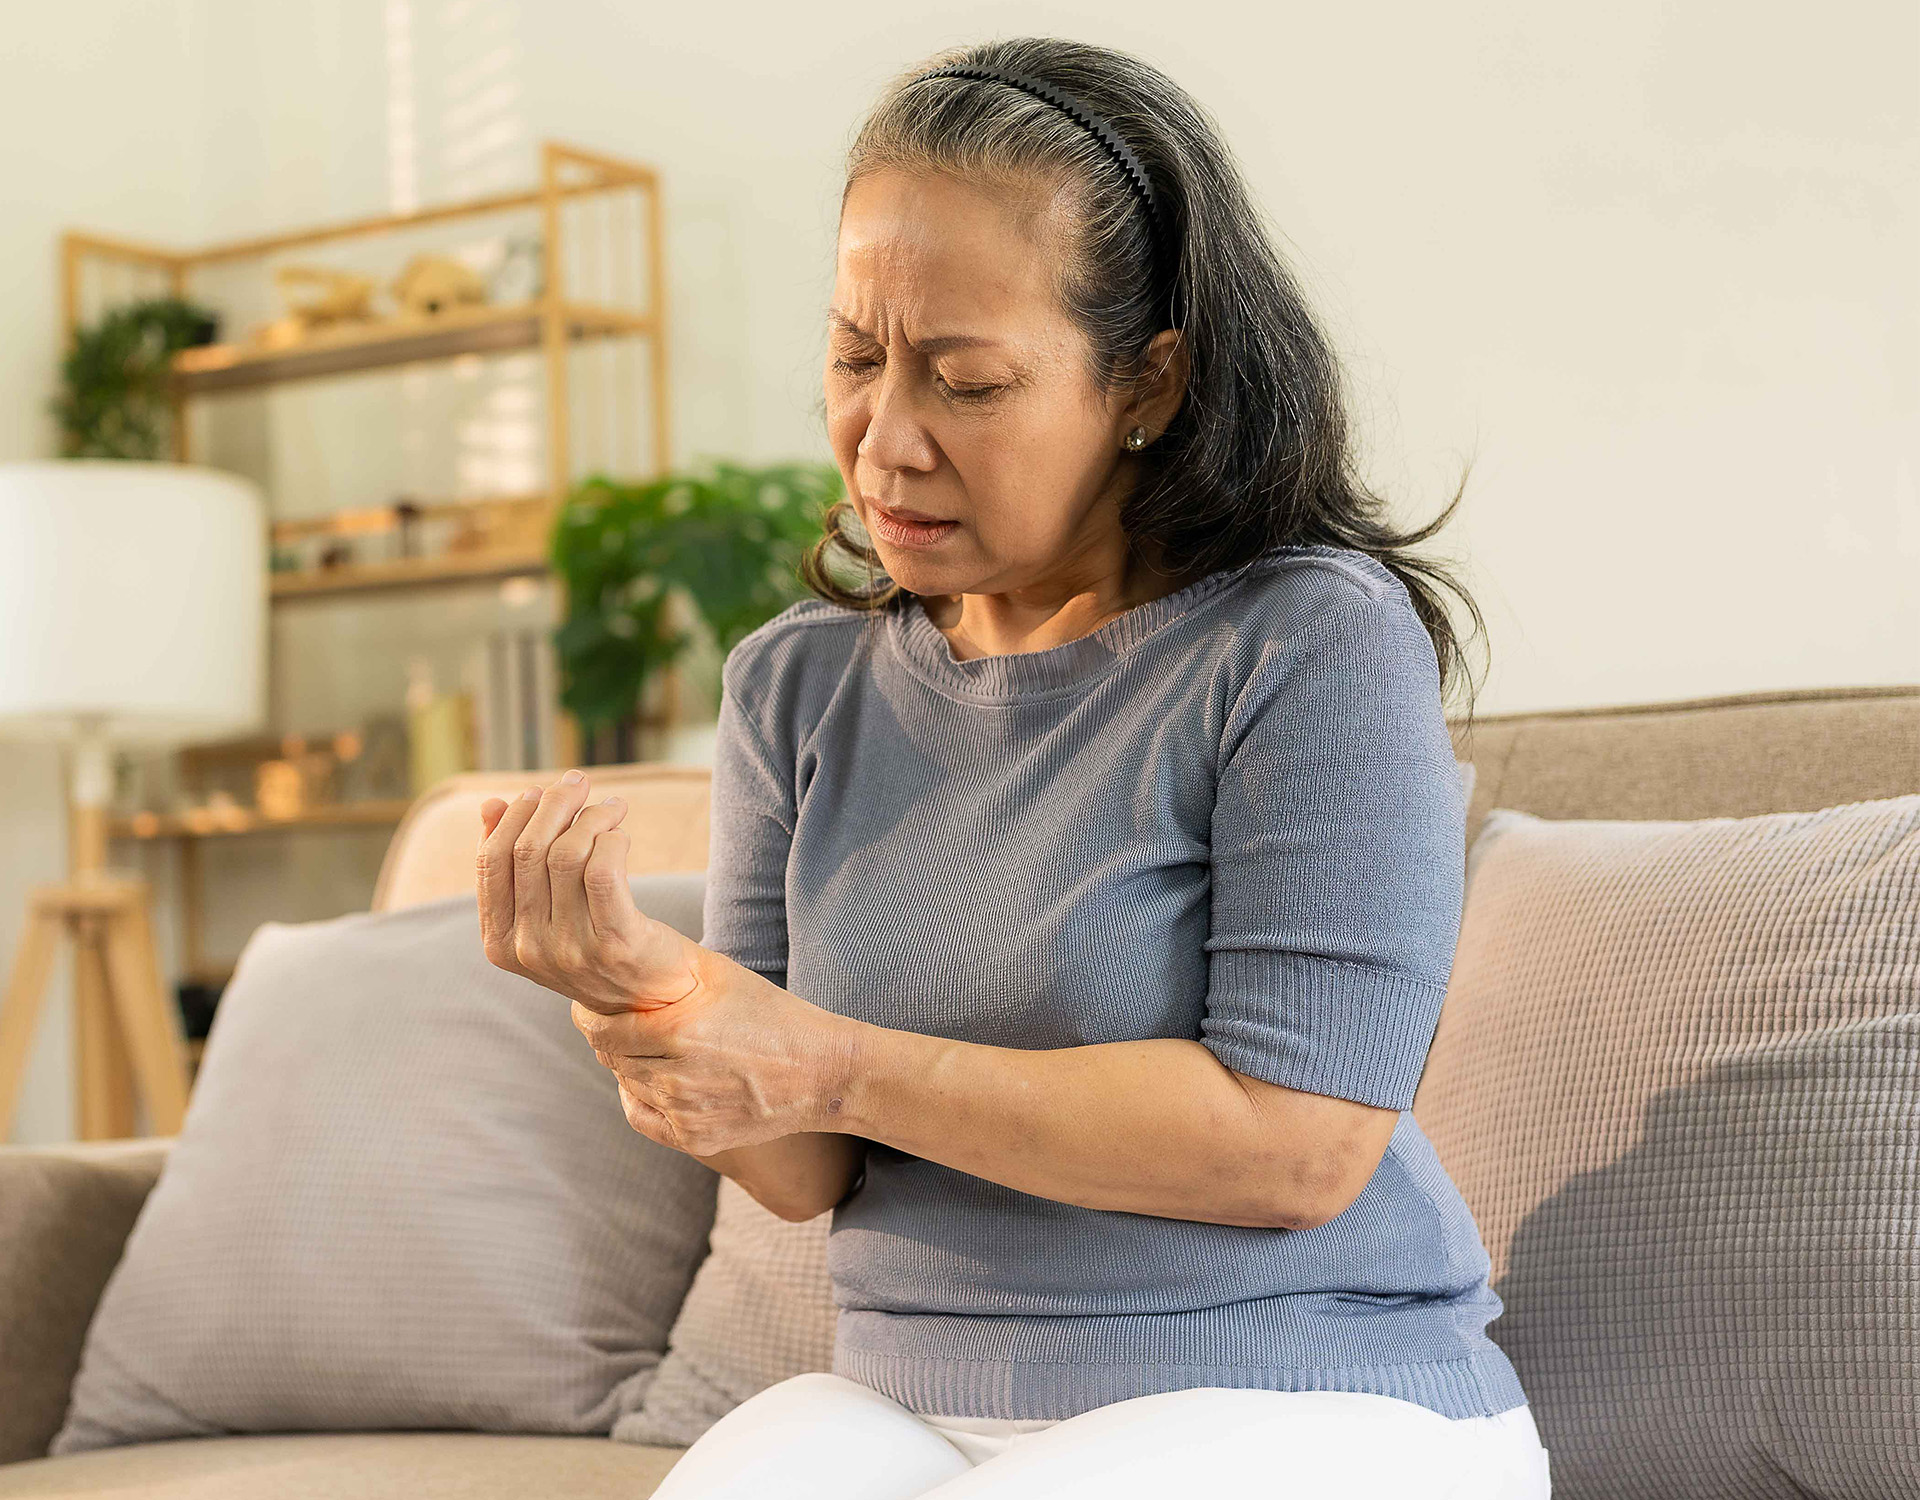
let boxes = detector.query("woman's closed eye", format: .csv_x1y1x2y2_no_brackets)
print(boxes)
830,355,1004,404
936,377,1005,403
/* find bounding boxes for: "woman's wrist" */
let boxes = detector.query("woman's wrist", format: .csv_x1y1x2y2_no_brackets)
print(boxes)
702,952,868,1139
807,1008,870,1134
809,1012,940,1142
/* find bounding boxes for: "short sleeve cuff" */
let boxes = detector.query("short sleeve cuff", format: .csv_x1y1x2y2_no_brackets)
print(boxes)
1201,949,1450,1111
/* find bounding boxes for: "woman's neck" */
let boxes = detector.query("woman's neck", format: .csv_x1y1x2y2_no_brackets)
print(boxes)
922,544,1210,661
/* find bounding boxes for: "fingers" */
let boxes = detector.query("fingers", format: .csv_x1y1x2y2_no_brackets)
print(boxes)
574,997,633,1056
479,797,509,838
549,795,630,946
615,1073,680,1150
582,812,636,941
511,769,593,952
478,785,544,972
574,996,672,1060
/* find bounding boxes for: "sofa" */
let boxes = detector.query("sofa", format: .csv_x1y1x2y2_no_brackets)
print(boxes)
1,682,1914,1499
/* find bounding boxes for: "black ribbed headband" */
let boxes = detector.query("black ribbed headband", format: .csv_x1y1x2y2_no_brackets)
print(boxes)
905,64,1170,271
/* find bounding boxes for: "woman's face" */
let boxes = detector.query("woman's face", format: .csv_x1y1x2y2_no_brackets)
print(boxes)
825,167,1174,601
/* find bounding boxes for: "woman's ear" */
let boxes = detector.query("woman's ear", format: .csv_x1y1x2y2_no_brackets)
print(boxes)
1125,328,1190,442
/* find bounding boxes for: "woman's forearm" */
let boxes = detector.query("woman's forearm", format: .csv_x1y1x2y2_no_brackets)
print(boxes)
698,1131,867,1223
815,1015,1314,1230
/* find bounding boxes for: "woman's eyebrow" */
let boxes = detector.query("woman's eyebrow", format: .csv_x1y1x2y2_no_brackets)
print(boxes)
827,309,1000,353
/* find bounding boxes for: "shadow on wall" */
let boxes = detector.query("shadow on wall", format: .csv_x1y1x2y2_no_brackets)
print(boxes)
1491,1014,1920,1500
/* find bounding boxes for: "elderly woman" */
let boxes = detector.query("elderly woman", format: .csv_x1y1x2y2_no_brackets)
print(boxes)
477,35,1551,1500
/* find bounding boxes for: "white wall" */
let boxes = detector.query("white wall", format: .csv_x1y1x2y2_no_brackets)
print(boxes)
4,0,1916,1142
520,0,1920,706
0,2,213,1147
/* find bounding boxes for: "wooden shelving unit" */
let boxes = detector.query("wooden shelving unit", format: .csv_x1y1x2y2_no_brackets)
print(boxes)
63,140,671,504
171,299,654,395
265,493,554,599
109,801,413,840
270,548,551,600
62,140,672,1003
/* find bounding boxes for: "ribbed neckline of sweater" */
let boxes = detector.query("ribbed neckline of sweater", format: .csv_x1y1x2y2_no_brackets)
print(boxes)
886,552,1288,703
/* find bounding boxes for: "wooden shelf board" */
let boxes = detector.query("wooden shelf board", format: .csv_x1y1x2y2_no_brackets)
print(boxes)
173,300,656,395
270,491,548,545
110,801,414,840
271,548,551,601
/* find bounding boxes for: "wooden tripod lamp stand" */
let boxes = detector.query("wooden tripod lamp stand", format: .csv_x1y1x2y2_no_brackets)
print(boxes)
0,461,265,1143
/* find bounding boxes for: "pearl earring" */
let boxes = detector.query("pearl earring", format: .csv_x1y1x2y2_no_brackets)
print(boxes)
1124,426,1149,451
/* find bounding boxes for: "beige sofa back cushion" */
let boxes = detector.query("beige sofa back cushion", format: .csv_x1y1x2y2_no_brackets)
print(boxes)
373,765,711,912
1450,684,1920,841
364,688,1920,916
368,686,1920,918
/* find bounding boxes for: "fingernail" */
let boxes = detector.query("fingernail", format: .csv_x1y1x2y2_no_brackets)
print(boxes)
562,768,585,785
520,785,542,801
603,795,624,808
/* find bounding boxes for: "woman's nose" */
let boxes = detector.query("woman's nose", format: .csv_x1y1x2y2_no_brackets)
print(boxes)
857,372,936,473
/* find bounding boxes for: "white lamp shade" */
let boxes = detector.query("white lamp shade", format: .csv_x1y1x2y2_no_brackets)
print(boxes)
0,461,266,747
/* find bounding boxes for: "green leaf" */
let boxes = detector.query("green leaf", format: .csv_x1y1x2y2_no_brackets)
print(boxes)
51,295,220,460
548,459,844,738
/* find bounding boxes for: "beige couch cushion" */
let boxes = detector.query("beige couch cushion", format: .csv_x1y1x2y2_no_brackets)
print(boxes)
0,1140,170,1465
373,765,710,912
1412,794,1920,1497
0,1432,685,1498
1450,684,1920,840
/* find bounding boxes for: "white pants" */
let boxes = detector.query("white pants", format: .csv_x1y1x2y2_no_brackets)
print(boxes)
650,1371,1553,1500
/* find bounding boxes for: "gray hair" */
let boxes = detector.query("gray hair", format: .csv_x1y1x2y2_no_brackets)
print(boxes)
802,35,1486,723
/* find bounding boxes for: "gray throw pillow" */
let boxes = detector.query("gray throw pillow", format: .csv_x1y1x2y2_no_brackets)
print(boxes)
51,875,720,1454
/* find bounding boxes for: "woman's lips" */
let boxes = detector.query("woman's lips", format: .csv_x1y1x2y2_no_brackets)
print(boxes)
871,506,960,549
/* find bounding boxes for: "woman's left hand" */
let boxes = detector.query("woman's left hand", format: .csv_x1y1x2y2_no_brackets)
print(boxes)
477,770,849,1157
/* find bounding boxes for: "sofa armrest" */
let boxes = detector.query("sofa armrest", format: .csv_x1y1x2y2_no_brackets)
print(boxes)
0,1136,173,1464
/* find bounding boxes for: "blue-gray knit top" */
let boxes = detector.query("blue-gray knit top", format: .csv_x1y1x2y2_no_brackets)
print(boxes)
701,542,1528,1422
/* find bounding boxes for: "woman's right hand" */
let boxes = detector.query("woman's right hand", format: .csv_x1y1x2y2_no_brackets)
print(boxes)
475,769,705,1015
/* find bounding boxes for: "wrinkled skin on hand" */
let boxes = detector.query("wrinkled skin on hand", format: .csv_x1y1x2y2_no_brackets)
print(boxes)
476,771,844,1156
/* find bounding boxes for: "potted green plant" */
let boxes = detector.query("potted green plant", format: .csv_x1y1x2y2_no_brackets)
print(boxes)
51,296,221,459
550,459,844,762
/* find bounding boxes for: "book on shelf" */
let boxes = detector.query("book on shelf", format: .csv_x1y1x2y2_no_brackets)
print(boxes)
462,626,560,773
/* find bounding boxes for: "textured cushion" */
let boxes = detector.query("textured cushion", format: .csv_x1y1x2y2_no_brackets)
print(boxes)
51,877,721,1455
615,1176,836,1446
1412,795,1920,1499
